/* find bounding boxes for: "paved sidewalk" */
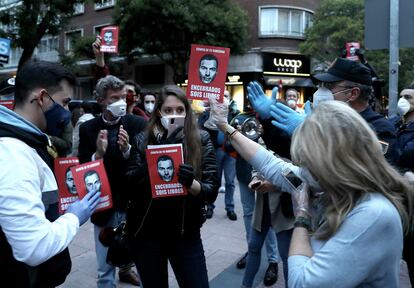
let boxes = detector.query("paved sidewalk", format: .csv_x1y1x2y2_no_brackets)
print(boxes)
59,188,412,288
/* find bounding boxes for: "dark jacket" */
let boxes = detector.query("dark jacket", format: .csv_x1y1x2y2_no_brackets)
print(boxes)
78,114,147,226
359,106,397,165
392,118,414,172
125,130,218,241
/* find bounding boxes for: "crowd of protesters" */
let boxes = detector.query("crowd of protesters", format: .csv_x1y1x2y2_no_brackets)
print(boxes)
0,33,413,288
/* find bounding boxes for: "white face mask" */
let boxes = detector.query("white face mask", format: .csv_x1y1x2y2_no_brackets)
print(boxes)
160,115,173,130
313,87,334,108
160,115,185,130
397,98,411,116
106,99,127,117
144,103,155,113
287,99,297,107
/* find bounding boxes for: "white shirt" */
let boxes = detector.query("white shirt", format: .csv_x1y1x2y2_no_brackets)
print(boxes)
0,137,79,266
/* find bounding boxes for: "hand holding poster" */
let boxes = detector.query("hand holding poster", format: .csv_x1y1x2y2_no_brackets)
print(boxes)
100,26,119,54
186,44,230,103
145,144,187,198
71,159,113,212
55,157,79,214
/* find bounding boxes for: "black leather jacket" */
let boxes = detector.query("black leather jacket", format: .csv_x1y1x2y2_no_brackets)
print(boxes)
125,129,218,241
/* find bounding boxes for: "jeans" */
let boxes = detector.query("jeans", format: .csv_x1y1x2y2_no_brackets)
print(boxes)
208,148,236,212
239,181,279,263
132,237,209,288
242,195,282,288
93,211,126,288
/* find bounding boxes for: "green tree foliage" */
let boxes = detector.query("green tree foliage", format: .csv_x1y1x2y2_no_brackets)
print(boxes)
0,0,93,70
113,0,248,83
300,0,414,92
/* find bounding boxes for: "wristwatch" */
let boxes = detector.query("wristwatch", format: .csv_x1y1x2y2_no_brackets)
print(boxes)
294,216,312,231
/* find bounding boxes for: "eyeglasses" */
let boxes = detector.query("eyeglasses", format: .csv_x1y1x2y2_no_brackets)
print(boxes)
45,91,56,104
324,83,353,90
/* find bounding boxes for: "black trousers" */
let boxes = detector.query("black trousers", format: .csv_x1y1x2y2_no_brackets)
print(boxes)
132,236,209,288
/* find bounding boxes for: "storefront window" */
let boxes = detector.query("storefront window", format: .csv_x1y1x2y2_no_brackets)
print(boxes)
259,7,313,38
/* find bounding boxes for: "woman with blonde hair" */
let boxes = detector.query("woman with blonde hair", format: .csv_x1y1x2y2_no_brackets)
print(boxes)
209,99,413,287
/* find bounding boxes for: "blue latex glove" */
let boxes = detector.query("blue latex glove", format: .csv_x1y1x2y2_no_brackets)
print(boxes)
247,81,277,119
304,100,312,116
270,103,306,136
66,190,101,226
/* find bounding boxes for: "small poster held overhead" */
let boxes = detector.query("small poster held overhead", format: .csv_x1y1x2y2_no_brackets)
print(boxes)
145,144,187,198
100,26,119,54
186,44,230,103
71,159,113,212
55,157,79,214
345,42,360,61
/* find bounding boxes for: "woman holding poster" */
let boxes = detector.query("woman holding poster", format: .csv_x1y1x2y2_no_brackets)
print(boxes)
125,85,218,287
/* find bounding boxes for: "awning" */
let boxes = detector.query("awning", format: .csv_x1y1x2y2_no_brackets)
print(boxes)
263,76,315,87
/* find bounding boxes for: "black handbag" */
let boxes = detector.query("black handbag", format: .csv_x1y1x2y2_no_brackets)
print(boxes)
99,221,133,267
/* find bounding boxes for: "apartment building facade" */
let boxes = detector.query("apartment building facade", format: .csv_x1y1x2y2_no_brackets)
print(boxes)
0,0,321,105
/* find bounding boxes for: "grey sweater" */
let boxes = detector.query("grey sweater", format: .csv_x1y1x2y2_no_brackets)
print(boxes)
250,146,403,288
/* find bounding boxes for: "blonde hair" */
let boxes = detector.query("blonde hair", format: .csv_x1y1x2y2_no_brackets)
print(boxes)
291,101,413,239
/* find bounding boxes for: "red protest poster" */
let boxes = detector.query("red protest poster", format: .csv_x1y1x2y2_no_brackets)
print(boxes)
55,157,79,214
145,144,187,198
346,42,360,61
71,159,113,212
100,26,119,54
0,99,13,110
186,44,230,103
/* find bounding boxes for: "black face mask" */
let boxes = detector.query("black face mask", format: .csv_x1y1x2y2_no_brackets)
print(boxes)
44,103,71,137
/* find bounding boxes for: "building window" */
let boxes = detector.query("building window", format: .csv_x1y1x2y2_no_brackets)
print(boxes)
38,36,58,53
65,30,83,51
73,3,84,15
259,7,313,38
95,0,115,10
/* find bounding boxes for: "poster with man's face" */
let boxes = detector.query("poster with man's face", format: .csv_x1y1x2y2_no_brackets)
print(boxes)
146,144,187,198
186,44,230,103
71,159,113,212
54,157,79,214
100,26,119,54
346,42,360,61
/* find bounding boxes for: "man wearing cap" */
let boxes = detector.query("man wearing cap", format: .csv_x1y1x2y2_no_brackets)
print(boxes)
312,58,397,164
264,58,397,164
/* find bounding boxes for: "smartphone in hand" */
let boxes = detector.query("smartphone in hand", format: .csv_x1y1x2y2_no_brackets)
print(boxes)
167,116,185,138
282,169,304,191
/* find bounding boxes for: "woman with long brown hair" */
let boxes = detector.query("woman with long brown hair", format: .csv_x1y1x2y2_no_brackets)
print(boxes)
125,85,218,287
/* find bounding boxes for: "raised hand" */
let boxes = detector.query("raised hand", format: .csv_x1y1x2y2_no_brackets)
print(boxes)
204,94,229,130
96,129,108,159
92,35,105,67
247,81,275,119
269,103,306,136
118,125,129,153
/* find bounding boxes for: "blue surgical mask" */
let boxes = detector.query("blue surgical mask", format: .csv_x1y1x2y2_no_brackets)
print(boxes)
44,103,71,137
